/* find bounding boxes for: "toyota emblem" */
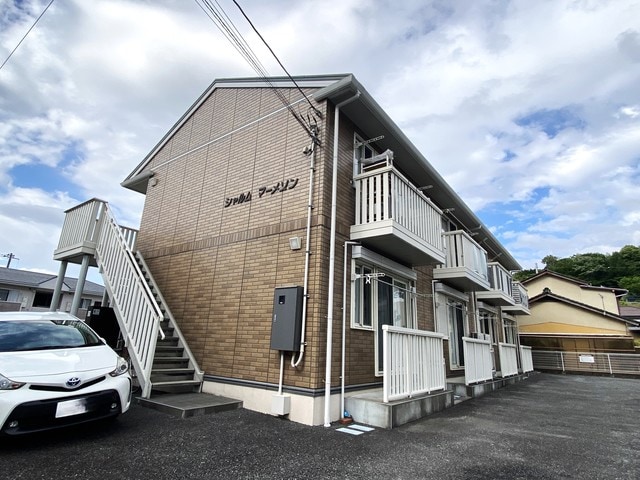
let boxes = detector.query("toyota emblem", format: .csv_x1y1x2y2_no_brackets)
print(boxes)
66,377,81,388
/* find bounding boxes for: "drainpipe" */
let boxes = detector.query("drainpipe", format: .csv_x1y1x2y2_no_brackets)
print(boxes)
341,241,359,421
292,128,320,368
324,91,360,427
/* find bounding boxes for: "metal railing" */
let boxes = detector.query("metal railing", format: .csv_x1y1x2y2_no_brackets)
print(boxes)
94,202,165,397
487,262,513,297
511,281,529,309
440,230,488,280
57,198,105,250
382,325,446,403
532,350,640,376
499,342,519,377
353,165,443,254
463,337,493,385
520,345,534,373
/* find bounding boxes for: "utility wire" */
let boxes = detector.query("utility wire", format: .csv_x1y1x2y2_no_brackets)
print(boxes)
0,0,55,72
232,0,322,119
193,0,316,138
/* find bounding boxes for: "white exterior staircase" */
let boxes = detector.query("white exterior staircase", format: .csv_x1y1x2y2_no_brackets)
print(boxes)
53,199,203,398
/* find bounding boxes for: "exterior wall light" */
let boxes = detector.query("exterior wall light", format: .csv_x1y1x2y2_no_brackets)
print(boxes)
289,237,301,250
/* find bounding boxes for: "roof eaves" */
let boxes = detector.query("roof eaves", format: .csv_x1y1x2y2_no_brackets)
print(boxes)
315,75,521,271
123,74,350,188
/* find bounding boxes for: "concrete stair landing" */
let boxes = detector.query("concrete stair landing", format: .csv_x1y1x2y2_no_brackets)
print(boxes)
137,392,243,419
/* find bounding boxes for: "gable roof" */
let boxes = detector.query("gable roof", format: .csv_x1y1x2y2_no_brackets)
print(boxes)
522,270,627,296
528,290,639,327
123,73,522,271
0,267,104,296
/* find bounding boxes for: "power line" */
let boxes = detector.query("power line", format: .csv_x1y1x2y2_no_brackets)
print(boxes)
193,0,317,139
0,0,56,72
231,0,322,119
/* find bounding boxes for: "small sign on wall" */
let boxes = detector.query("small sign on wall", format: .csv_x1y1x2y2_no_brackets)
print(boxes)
579,354,595,363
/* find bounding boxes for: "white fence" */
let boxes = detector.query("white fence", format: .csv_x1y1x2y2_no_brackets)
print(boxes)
532,350,640,376
499,342,519,377
382,325,446,403
520,345,534,373
463,337,493,385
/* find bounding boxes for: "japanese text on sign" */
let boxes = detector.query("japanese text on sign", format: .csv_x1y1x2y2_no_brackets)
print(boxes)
224,178,299,208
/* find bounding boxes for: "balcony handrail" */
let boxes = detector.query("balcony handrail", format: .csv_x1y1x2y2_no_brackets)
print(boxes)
511,281,529,308
440,230,488,279
382,325,446,403
353,165,444,254
354,164,443,214
487,262,513,296
463,336,493,385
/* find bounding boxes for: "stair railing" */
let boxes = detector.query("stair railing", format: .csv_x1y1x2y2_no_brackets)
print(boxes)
94,202,165,397
135,253,204,385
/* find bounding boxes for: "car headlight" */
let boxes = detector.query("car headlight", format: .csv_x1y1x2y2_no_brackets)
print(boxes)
109,356,129,377
0,373,25,390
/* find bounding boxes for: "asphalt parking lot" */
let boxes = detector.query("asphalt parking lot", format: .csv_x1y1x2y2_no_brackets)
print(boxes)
1,372,638,479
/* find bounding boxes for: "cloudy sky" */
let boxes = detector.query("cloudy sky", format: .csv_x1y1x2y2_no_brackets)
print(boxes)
1,0,639,283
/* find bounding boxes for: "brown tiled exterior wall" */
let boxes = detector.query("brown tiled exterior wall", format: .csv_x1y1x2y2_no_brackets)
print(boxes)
135,84,451,391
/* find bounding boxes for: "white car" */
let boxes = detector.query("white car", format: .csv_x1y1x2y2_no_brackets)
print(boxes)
0,311,131,436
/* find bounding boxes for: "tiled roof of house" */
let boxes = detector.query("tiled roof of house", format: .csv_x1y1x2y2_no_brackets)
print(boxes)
619,305,640,319
0,267,104,296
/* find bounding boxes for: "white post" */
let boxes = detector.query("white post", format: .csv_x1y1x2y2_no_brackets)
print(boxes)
70,254,90,316
50,260,68,312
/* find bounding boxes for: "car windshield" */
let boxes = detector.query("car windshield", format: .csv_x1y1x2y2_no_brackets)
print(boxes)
0,320,104,352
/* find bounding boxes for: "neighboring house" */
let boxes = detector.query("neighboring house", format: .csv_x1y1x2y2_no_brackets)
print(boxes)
52,74,531,427
0,266,104,315
619,305,640,344
519,270,637,352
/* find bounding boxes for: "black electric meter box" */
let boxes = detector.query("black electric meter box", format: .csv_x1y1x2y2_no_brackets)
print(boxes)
270,286,303,351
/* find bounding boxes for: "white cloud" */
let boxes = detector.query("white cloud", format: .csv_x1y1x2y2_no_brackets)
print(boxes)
0,0,639,278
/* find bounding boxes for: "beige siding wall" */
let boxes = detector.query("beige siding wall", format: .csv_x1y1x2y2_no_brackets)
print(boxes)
519,300,628,335
526,276,619,314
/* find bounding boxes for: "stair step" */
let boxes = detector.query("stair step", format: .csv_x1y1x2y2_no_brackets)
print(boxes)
151,379,202,394
157,337,179,346
155,346,185,357
152,358,190,368
152,368,195,375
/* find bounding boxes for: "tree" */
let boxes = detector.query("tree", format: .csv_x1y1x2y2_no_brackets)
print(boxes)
619,276,640,296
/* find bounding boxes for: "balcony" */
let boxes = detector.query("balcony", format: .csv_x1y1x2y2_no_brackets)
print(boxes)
476,262,516,306
502,281,530,315
433,230,490,292
350,165,445,265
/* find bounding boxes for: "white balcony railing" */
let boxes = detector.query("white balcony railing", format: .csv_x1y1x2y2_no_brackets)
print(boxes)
520,345,534,373
512,281,529,309
463,336,493,385
382,325,446,403
487,263,512,296
441,230,488,277
352,165,444,263
499,343,519,377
